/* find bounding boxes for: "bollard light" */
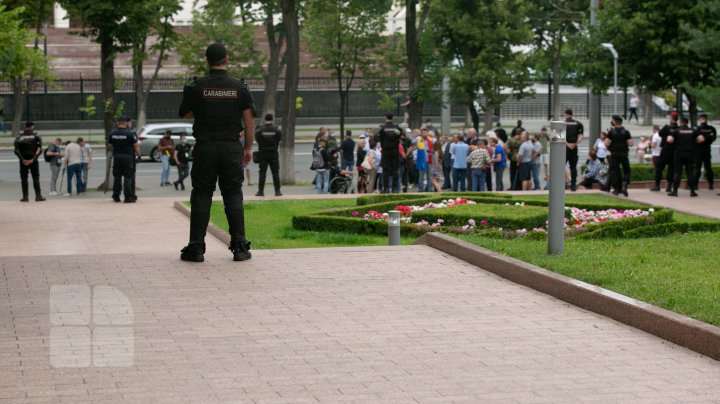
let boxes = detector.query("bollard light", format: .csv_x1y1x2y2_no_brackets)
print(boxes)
388,210,401,246
548,121,567,255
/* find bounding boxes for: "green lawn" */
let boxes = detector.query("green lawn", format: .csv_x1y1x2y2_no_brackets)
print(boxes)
209,199,415,249
455,232,720,326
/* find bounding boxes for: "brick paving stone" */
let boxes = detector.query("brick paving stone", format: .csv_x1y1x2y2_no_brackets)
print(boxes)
2,197,720,402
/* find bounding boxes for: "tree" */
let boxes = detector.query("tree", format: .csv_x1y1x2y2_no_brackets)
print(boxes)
177,0,265,80
403,0,434,129
572,0,713,125
429,0,533,132
2,1,54,132
528,0,584,119
257,0,285,118
127,0,182,130
303,0,392,136
682,0,720,117
280,0,300,184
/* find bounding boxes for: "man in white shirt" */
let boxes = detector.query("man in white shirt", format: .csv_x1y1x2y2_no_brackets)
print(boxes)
650,125,662,170
62,139,84,196
79,137,92,193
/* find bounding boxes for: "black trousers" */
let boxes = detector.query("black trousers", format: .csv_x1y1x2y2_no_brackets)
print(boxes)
442,164,452,189
694,148,713,188
509,162,519,190
112,154,135,200
674,152,697,192
189,141,247,247
654,150,674,189
176,163,189,185
19,159,41,198
381,157,400,193
608,153,630,192
566,146,578,186
258,151,281,193
485,168,493,191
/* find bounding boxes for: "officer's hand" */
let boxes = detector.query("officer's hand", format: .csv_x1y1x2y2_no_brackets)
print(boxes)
243,149,252,166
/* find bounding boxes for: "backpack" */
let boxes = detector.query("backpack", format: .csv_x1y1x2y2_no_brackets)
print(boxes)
310,148,325,170
43,146,53,163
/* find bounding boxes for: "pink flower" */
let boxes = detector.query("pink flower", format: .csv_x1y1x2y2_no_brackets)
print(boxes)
352,211,359,217
480,220,487,225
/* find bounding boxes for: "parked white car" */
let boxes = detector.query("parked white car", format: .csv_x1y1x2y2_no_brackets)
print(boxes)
137,123,195,161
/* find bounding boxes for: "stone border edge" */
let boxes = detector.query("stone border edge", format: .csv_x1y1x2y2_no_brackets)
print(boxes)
415,232,720,361
173,201,231,245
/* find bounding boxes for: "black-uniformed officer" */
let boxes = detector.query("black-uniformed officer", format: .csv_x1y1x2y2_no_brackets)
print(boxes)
254,113,282,197
667,116,704,197
604,115,633,197
14,121,45,202
107,116,141,203
694,114,716,190
651,112,678,192
563,108,584,191
375,113,402,193
178,42,256,263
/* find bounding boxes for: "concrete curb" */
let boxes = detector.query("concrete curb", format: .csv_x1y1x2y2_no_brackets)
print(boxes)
173,201,231,246
415,232,720,361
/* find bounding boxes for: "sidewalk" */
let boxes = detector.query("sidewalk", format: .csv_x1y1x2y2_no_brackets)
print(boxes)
1,195,719,402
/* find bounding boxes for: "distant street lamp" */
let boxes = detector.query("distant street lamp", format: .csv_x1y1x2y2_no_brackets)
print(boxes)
601,43,619,116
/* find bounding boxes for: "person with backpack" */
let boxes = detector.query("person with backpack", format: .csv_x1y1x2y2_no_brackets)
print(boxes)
172,133,190,191
45,138,63,196
311,138,330,194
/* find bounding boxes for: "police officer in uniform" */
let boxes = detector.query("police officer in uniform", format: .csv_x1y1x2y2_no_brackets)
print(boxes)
563,108,584,191
14,121,45,202
375,113,402,193
107,116,141,203
254,113,282,197
651,112,678,192
667,116,704,197
178,42,256,263
604,115,633,197
694,114,716,190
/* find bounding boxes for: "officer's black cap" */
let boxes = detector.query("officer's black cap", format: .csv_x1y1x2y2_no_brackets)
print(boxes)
385,113,394,120
25,121,34,128
564,108,573,115
265,113,274,121
117,115,131,122
206,43,228,65
612,114,623,123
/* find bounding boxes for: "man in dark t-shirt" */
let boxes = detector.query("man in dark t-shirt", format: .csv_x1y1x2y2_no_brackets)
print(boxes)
668,117,704,197
173,133,190,191
604,115,633,197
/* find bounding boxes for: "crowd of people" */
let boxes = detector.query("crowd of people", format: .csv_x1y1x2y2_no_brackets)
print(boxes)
308,109,716,198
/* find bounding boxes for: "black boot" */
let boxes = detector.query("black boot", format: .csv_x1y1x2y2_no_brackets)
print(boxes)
230,241,251,262
180,242,206,262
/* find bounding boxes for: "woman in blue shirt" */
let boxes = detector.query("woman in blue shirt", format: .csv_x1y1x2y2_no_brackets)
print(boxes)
490,137,506,191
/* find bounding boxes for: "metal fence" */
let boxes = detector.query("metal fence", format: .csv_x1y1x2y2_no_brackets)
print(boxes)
0,76,668,122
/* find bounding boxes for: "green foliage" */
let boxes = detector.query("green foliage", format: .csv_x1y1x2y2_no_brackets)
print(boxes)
428,0,533,125
0,5,51,83
577,208,674,239
177,0,265,78
78,95,97,119
127,0,182,69
102,99,125,121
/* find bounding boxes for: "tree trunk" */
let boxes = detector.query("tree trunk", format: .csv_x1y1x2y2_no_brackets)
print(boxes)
134,51,146,130
262,7,283,118
100,37,115,135
99,37,116,191
687,91,698,127
467,101,479,132
405,0,424,129
482,99,494,133
11,78,25,134
642,91,654,126
280,0,299,185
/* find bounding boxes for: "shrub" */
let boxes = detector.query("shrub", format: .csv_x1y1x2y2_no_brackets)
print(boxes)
356,192,511,206
623,222,720,238
292,214,427,237
580,163,720,182
576,208,673,239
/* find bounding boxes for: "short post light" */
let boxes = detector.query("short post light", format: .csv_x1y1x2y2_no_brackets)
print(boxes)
548,121,567,255
388,210,401,246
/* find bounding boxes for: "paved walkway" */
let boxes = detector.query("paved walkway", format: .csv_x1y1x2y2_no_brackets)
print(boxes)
1,196,720,403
